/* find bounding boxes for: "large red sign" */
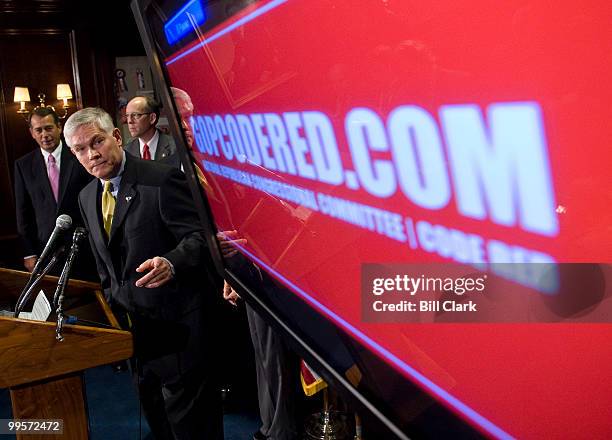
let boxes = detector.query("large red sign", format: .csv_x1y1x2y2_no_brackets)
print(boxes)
163,1,612,438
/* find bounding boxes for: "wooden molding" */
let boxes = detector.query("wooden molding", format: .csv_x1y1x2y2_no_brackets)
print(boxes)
0,28,68,36
0,0,70,14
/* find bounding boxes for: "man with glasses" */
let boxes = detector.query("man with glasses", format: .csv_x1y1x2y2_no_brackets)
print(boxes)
124,96,177,164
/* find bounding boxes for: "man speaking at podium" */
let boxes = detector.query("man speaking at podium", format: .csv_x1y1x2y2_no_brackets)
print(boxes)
64,107,223,439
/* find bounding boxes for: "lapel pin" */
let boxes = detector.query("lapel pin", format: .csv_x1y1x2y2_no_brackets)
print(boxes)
126,196,133,202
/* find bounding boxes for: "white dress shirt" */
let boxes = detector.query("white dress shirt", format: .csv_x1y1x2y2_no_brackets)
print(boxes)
139,129,160,159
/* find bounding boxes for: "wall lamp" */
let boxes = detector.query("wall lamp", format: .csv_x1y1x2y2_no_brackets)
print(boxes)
14,87,30,118
13,84,74,121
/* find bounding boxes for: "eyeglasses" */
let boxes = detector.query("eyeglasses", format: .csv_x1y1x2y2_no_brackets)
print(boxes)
125,112,151,120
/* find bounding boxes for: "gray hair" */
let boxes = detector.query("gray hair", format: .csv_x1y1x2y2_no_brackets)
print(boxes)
64,107,115,147
171,87,193,117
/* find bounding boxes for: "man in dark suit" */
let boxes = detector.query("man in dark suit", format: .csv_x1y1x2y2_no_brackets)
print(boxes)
14,107,94,277
64,107,223,439
124,96,177,164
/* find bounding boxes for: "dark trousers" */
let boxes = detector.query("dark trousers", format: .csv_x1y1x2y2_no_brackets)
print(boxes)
128,308,224,440
246,304,300,440
133,358,223,440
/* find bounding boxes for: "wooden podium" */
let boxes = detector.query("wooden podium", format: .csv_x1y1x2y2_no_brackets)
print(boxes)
0,268,133,439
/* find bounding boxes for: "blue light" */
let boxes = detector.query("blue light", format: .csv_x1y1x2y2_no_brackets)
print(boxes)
166,0,288,66
164,0,207,46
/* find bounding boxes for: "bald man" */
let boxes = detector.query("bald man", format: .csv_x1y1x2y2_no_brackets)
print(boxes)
124,96,177,164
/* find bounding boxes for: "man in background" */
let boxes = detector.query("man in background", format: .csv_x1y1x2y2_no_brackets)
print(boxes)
65,107,223,439
170,87,195,148
124,96,177,163
13,107,94,278
168,86,299,439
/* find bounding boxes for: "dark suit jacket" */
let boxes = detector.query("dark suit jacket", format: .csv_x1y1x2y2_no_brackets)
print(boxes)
14,143,94,257
78,155,217,327
124,130,177,162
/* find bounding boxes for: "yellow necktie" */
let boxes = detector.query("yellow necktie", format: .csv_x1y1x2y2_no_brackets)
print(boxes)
102,181,116,238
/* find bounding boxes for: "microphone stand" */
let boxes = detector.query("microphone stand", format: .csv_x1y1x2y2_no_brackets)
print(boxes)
15,249,59,316
14,215,72,317
13,246,65,318
55,228,87,342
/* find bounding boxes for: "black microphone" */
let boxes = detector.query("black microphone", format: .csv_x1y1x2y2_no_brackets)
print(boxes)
55,227,88,341
32,214,73,276
15,215,72,315
14,245,65,317
53,227,87,308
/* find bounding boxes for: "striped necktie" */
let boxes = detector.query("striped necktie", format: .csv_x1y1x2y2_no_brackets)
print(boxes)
48,154,59,201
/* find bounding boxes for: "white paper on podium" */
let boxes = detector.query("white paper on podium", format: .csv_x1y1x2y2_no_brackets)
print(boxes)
18,290,52,321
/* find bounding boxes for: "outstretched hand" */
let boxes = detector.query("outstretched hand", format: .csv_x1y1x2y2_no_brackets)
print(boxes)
135,257,173,288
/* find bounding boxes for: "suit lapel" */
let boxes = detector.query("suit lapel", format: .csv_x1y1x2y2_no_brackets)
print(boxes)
83,180,112,265
57,144,74,209
109,157,138,243
125,139,139,158
31,150,57,209
155,132,171,160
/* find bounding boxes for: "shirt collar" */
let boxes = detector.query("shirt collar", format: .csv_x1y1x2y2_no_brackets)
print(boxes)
40,141,63,164
99,150,127,193
139,129,159,158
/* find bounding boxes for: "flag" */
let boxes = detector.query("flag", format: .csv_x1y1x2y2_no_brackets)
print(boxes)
300,359,363,396
300,359,327,396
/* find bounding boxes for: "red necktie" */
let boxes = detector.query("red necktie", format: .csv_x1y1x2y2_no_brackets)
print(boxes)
142,144,151,160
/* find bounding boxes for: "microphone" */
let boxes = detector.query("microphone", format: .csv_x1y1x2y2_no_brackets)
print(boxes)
14,245,65,317
55,227,88,341
32,214,72,277
15,215,72,316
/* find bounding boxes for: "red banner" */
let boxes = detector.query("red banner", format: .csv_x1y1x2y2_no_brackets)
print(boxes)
163,1,612,438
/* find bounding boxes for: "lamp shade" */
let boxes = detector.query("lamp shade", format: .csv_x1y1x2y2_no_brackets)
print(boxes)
56,84,73,100
14,87,31,103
